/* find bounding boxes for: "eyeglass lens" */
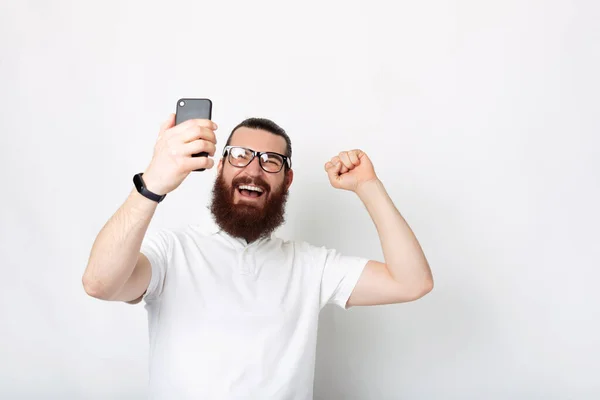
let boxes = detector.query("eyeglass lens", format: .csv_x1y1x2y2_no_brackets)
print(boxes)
229,147,284,172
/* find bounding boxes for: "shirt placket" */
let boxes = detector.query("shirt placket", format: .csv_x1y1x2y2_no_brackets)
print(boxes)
238,245,255,276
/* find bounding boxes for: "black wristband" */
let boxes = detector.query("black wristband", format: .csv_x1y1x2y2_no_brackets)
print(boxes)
133,173,166,203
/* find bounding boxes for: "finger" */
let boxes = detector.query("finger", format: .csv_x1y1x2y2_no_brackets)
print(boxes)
339,152,354,170
324,161,337,171
348,150,361,166
169,118,218,135
183,155,215,171
182,118,218,130
180,126,217,144
329,156,348,174
325,160,342,183
190,118,218,130
181,140,217,157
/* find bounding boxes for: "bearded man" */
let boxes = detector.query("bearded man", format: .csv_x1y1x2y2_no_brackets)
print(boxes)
83,115,433,399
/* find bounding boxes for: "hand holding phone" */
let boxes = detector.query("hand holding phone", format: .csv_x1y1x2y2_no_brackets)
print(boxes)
175,98,213,171
141,100,217,196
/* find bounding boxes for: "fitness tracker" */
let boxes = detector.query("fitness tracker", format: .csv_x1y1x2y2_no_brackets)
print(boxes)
133,173,166,203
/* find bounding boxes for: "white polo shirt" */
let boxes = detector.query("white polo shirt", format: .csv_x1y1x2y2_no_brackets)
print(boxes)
139,224,368,399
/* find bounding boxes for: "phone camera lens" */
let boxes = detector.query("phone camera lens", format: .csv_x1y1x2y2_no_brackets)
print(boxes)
179,101,185,107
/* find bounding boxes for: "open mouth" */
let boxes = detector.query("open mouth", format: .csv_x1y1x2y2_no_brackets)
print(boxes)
237,184,265,199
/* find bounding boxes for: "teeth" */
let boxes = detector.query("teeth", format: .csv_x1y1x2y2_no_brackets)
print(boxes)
238,185,264,193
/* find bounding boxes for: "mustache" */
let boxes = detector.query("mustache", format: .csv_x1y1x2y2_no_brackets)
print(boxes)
210,171,288,243
231,176,271,192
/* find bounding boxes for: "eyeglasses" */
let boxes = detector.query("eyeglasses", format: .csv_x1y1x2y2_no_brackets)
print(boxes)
222,146,292,173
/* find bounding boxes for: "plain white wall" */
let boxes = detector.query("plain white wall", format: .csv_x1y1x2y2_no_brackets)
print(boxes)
1,0,599,398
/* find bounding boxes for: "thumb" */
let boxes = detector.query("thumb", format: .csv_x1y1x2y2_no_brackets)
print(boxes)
159,113,176,135
324,160,342,185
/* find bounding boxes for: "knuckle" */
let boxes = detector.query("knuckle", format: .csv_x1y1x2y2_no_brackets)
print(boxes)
193,139,204,150
202,128,216,142
182,125,197,137
199,127,210,136
206,143,216,156
177,119,192,131
200,119,214,128
199,141,211,154
197,157,213,169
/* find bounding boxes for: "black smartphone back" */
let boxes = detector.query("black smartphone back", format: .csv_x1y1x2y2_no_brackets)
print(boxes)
175,98,212,171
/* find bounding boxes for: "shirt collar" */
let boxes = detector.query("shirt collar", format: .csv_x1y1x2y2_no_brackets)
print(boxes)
209,226,274,248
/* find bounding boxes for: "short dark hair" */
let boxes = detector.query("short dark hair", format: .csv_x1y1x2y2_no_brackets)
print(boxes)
226,118,292,160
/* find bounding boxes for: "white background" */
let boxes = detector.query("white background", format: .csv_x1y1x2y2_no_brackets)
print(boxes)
1,0,599,398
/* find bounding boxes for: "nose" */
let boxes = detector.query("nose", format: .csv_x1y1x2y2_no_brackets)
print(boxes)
244,155,263,176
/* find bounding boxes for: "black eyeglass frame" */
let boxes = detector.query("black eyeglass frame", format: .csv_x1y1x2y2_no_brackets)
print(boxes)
222,145,292,173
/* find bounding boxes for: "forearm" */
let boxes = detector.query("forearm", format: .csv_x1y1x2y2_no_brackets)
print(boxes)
82,188,157,299
356,179,433,287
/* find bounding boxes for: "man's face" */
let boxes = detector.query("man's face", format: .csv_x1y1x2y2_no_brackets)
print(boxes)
209,127,294,242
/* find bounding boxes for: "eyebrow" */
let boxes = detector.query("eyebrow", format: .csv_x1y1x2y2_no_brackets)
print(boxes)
232,146,286,156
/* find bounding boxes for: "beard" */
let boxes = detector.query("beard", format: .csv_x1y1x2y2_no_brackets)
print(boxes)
209,171,289,243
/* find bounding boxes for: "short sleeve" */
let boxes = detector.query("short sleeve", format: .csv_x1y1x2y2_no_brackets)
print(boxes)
309,244,369,310
140,229,175,302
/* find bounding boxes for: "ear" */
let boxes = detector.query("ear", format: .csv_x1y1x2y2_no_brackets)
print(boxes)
285,168,294,190
217,158,224,175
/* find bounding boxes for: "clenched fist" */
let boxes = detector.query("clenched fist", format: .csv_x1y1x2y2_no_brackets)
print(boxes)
324,149,378,192
142,114,218,195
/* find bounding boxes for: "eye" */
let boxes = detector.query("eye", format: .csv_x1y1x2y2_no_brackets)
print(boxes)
263,154,283,165
231,148,249,159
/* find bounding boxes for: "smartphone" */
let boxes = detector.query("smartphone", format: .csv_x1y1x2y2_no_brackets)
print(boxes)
175,98,213,171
